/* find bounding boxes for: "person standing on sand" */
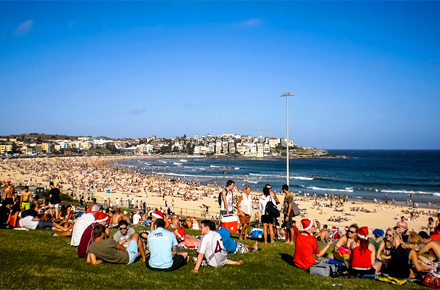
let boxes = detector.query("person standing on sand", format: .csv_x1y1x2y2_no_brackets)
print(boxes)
237,186,252,240
3,181,15,204
49,182,62,219
20,186,32,211
282,184,295,245
220,180,234,217
258,184,279,244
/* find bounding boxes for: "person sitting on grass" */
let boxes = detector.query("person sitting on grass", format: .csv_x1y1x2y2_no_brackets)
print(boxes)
192,220,243,273
376,228,399,271
418,231,440,262
77,212,109,258
113,220,136,247
0,198,13,229
71,205,100,246
145,218,188,271
87,224,145,265
385,231,433,279
217,226,259,254
348,226,381,276
293,218,332,270
333,223,359,263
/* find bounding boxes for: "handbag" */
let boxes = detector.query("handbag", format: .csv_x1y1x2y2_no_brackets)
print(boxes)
309,263,337,277
292,201,300,216
424,272,440,288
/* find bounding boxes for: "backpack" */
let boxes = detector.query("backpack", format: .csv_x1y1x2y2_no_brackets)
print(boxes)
265,199,280,218
218,189,232,207
218,191,222,206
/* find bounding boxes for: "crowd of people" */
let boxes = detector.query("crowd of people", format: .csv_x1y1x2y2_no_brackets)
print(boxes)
2,173,440,283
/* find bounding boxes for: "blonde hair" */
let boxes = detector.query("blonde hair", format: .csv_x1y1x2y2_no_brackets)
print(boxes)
407,231,422,245
385,228,395,247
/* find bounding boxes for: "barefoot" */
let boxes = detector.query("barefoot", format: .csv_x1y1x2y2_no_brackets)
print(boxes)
237,260,244,265
254,241,259,250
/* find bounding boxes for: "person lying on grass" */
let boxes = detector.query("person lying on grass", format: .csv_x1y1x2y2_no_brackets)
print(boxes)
87,224,145,265
173,220,201,249
192,220,243,273
217,226,260,254
19,204,71,232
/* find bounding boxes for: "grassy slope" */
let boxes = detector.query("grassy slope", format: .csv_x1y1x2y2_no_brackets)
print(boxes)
0,229,427,289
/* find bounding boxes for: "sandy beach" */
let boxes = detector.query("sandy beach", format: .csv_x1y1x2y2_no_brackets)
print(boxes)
1,156,437,233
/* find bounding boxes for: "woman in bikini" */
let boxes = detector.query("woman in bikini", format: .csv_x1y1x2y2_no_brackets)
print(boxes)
333,223,359,263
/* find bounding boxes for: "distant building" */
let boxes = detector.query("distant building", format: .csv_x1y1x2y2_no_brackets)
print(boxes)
257,143,264,157
267,138,280,148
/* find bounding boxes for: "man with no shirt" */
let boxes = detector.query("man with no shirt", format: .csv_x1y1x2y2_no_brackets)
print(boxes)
4,181,15,203
20,186,32,211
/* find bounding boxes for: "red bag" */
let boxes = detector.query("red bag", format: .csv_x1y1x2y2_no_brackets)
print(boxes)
424,273,440,288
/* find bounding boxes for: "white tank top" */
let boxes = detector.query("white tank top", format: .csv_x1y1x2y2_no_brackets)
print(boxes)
221,190,233,212
240,193,252,215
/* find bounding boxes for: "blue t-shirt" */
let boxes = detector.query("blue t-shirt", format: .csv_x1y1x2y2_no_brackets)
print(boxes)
147,227,178,269
217,228,237,253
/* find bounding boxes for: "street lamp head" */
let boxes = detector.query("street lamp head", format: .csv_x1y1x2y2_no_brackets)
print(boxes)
280,92,294,97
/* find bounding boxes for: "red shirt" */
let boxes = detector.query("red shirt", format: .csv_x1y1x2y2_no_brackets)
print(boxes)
293,225,300,240
294,231,320,270
351,246,372,269
78,223,95,258
430,234,440,241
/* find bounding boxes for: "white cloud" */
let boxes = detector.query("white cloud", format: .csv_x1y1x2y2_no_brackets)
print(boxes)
233,18,263,28
13,20,34,37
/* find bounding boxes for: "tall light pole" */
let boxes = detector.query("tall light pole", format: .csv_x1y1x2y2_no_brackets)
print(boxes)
280,92,294,186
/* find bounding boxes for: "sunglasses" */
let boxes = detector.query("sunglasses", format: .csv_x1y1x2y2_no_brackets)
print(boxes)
120,227,128,230
386,234,393,237
348,230,356,234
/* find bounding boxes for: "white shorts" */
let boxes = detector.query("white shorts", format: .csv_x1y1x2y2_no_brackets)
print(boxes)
49,203,60,208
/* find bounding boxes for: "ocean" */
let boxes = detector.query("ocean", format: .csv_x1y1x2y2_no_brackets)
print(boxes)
115,150,440,206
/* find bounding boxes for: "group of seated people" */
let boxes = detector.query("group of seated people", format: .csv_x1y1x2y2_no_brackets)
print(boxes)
294,216,440,280
2,191,440,280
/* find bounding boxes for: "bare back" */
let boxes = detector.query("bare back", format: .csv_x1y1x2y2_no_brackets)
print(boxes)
5,186,14,198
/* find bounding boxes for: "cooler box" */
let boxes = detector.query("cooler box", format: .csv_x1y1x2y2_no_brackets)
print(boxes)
221,215,238,233
251,228,263,238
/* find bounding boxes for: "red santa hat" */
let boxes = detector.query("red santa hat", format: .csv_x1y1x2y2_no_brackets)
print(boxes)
187,216,190,220
176,228,185,241
7,181,11,186
86,204,100,213
301,218,314,231
358,226,369,240
152,211,164,219
193,217,197,220
95,212,108,223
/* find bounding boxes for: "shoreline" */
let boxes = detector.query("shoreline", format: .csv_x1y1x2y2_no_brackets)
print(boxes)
1,155,438,233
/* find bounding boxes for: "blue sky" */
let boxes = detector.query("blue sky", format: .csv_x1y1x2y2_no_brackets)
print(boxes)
1,1,439,149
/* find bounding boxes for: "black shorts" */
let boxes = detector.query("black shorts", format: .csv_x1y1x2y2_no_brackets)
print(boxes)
145,253,186,271
284,214,294,229
261,215,274,224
